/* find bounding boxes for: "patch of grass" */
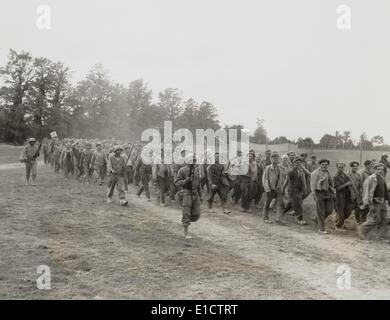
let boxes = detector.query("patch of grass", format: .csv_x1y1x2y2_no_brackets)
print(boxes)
0,144,23,165
0,144,43,165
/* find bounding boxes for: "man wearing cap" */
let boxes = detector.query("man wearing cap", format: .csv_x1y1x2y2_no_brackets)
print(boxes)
282,157,307,225
19,138,40,186
333,163,355,231
207,152,231,214
262,152,285,224
358,163,389,240
106,146,128,206
310,159,336,234
91,143,107,185
260,150,272,171
175,153,202,239
359,160,373,184
287,151,296,170
348,161,364,224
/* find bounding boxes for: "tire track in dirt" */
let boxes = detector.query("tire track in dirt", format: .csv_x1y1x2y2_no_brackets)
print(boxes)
2,165,390,299
121,189,390,300
0,161,44,171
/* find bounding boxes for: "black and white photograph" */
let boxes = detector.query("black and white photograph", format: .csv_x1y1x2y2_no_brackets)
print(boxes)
0,0,390,307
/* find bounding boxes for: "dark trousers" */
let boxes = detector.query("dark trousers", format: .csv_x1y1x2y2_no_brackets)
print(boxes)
354,203,368,224
134,169,140,186
43,150,49,164
231,176,241,204
335,193,354,228
208,185,228,208
63,160,74,178
240,176,252,210
315,190,334,231
136,172,150,199
284,192,304,221
169,178,177,201
251,180,264,206
124,166,133,191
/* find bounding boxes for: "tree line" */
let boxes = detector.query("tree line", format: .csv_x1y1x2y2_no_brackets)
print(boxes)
0,49,387,151
0,49,220,144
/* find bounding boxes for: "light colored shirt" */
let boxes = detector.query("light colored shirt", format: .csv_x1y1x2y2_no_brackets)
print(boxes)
310,168,333,192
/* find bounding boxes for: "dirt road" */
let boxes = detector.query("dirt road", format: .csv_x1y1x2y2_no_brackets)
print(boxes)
0,163,389,299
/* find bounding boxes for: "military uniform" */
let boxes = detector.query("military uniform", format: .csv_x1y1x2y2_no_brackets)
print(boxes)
175,165,202,227
91,149,107,185
20,139,39,185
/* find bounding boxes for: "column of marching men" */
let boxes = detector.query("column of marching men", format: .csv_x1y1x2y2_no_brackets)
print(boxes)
20,136,390,240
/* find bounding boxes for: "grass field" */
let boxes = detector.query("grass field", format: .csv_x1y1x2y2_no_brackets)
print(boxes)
1,151,390,299
0,144,24,164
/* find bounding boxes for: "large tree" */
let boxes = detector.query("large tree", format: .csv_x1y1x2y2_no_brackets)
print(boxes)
0,49,36,143
250,118,267,144
158,88,182,129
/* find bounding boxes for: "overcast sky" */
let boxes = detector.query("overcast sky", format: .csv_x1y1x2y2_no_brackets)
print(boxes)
0,0,389,143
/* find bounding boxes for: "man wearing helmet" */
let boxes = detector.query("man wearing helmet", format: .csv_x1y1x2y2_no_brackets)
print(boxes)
19,138,40,186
